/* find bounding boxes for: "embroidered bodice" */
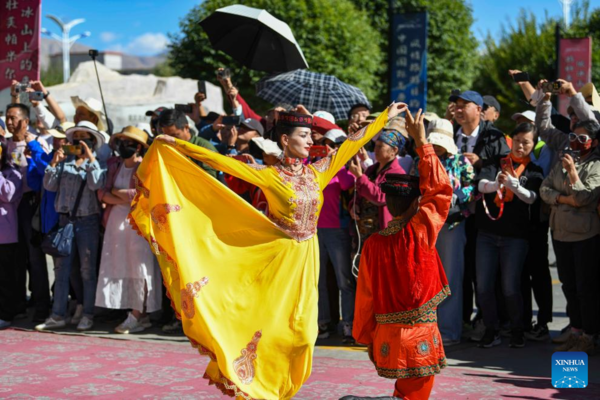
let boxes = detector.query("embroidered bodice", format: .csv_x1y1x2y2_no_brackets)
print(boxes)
171,112,390,242
267,165,322,242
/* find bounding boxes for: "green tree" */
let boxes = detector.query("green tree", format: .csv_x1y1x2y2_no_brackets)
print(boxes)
473,1,598,132
152,59,175,77
351,0,479,114
167,0,385,116
40,65,64,87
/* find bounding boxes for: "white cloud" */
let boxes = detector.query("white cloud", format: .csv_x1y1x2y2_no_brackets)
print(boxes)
100,31,119,43
124,32,169,56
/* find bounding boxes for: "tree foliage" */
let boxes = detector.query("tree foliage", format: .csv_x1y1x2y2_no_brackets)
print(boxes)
351,0,479,114
474,1,599,132
167,0,385,116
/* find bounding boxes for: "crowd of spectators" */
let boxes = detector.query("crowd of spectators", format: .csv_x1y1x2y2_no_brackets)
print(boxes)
0,69,599,355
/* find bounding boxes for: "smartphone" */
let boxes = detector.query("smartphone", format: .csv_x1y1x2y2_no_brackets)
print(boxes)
222,116,241,126
500,157,514,173
217,68,231,79
62,144,82,156
512,72,529,83
89,49,99,58
175,104,193,114
541,81,563,94
197,80,207,96
29,91,44,101
309,145,328,158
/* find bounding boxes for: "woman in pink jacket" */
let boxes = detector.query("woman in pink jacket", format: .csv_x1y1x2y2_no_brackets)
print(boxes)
348,125,406,235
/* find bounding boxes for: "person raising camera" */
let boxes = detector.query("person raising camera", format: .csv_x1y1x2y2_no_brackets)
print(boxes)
36,121,107,332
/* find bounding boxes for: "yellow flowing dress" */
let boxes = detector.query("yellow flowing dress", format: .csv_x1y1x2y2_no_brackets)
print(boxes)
128,111,388,399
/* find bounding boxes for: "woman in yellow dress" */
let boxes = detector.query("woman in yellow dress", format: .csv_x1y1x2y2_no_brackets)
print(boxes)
128,104,405,399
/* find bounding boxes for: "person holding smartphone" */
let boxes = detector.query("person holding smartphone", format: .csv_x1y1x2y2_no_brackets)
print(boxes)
474,123,544,349
36,121,107,332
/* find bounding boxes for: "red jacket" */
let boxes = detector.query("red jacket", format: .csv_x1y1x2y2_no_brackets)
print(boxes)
354,144,453,345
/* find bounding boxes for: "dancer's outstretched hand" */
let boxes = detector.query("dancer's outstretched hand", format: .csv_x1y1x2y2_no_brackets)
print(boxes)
404,108,426,147
387,102,408,120
155,135,176,145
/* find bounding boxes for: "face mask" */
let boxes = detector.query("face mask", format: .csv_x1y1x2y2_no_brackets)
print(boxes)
118,142,138,159
72,138,95,150
570,138,593,157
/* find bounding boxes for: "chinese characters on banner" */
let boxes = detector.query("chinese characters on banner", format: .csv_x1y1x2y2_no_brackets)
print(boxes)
390,12,428,112
558,37,592,115
0,0,41,91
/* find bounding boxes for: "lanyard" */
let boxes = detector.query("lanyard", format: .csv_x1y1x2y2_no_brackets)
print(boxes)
482,186,505,221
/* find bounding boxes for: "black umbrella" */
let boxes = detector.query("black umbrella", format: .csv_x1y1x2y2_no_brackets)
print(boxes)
200,4,309,73
256,70,371,121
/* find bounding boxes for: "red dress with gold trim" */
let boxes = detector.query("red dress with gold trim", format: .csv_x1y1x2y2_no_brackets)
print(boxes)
353,143,453,379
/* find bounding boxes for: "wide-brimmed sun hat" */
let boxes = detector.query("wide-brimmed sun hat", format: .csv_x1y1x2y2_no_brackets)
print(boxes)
65,121,105,151
112,126,149,148
426,119,458,155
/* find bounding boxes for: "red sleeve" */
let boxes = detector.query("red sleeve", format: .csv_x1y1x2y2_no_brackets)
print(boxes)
97,157,119,202
410,144,452,249
224,174,252,195
353,238,376,345
236,93,263,122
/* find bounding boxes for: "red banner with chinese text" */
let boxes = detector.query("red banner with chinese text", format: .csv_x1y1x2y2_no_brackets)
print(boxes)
0,0,41,90
558,37,592,115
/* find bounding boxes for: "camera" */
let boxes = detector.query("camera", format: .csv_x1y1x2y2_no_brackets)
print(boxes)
29,91,44,101
88,49,99,58
451,89,461,97
217,68,231,80
560,147,580,161
541,81,562,94
14,83,29,93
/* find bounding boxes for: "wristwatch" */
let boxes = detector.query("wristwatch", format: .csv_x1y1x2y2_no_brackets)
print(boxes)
43,91,50,99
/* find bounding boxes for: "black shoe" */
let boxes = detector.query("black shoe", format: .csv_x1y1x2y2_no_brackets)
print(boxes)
509,329,525,348
524,323,550,342
478,328,501,348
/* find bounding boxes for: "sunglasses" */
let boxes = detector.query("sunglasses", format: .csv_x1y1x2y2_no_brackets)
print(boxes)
569,132,591,144
460,137,468,153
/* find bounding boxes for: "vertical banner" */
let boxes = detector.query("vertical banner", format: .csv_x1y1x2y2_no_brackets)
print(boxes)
390,12,427,112
558,37,592,115
0,0,41,90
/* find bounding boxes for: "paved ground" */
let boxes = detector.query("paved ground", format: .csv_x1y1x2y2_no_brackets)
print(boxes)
6,257,600,399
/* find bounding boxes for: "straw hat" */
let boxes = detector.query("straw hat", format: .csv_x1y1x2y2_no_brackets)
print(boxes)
47,122,75,139
580,82,600,111
426,119,457,155
112,126,149,148
384,116,409,138
65,121,106,151
71,96,107,131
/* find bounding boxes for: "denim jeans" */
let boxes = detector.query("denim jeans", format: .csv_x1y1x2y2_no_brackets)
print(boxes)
436,222,466,341
51,214,100,319
317,228,355,325
553,234,600,335
476,231,529,331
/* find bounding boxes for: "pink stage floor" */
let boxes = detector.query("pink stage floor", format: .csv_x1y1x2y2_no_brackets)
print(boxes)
0,329,597,399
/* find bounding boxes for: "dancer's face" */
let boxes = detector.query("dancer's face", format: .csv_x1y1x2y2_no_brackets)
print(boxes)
281,127,313,159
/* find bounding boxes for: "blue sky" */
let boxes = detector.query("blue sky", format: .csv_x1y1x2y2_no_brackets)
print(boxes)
41,0,586,56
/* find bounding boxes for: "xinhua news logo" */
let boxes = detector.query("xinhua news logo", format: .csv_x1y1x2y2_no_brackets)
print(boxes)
552,352,588,388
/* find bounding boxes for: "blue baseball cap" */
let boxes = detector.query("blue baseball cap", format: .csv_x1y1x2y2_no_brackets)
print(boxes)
449,90,483,107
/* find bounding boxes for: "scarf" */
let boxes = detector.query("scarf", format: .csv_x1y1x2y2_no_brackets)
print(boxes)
494,153,530,207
